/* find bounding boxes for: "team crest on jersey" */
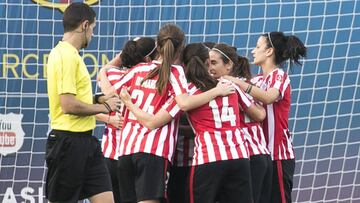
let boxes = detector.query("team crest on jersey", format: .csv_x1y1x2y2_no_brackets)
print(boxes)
276,74,283,82
32,0,99,12
0,113,25,156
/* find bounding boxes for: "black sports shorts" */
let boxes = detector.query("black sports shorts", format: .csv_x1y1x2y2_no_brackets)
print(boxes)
167,165,191,203
45,129,112,202
117,153,169,203
189,159,252,203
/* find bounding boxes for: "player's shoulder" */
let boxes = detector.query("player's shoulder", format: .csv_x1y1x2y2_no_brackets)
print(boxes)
272,68,290,83
169,64,185,75
272,68,288,77
105,66,126,75
250,74,263,85
49,45,79,66
130,61,158,73
172,64,184,70
251,74,263,80
188,82,195,89
188,82,204,95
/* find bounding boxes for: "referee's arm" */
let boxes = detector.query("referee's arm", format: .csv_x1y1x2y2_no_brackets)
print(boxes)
60,93,120,116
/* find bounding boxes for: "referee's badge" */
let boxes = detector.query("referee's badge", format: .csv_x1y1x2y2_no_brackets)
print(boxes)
0,113,25,156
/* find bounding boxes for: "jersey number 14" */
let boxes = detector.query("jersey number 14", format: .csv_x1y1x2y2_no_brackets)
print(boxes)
209,97,236,128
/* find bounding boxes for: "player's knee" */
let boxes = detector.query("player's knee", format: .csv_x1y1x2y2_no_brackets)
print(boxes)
89,191,114,203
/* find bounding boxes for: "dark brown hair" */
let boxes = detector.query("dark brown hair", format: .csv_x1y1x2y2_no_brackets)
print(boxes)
63,3,96,32
121,37,157,68
212,43,251,80
183,43,218,92
262,32,307,67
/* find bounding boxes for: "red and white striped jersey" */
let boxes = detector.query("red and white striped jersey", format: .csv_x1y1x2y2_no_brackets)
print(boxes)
106,66,128,85
165,104,194,167
100,66,127,160
112,61,188,162
186,83,250,166
251,68,294,160
240,113,270,157
237,77,270,157
101,118,122,160
239,96,270,157
172,133,195,167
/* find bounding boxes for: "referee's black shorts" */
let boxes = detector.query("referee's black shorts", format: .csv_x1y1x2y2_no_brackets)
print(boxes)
45,129,112,202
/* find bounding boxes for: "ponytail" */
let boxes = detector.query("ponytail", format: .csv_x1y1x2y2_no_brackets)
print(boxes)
231,55,251,80
142,38,175,95
157,39,175,94
142,24,184,95
284,36,307,66
263,32,307,67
